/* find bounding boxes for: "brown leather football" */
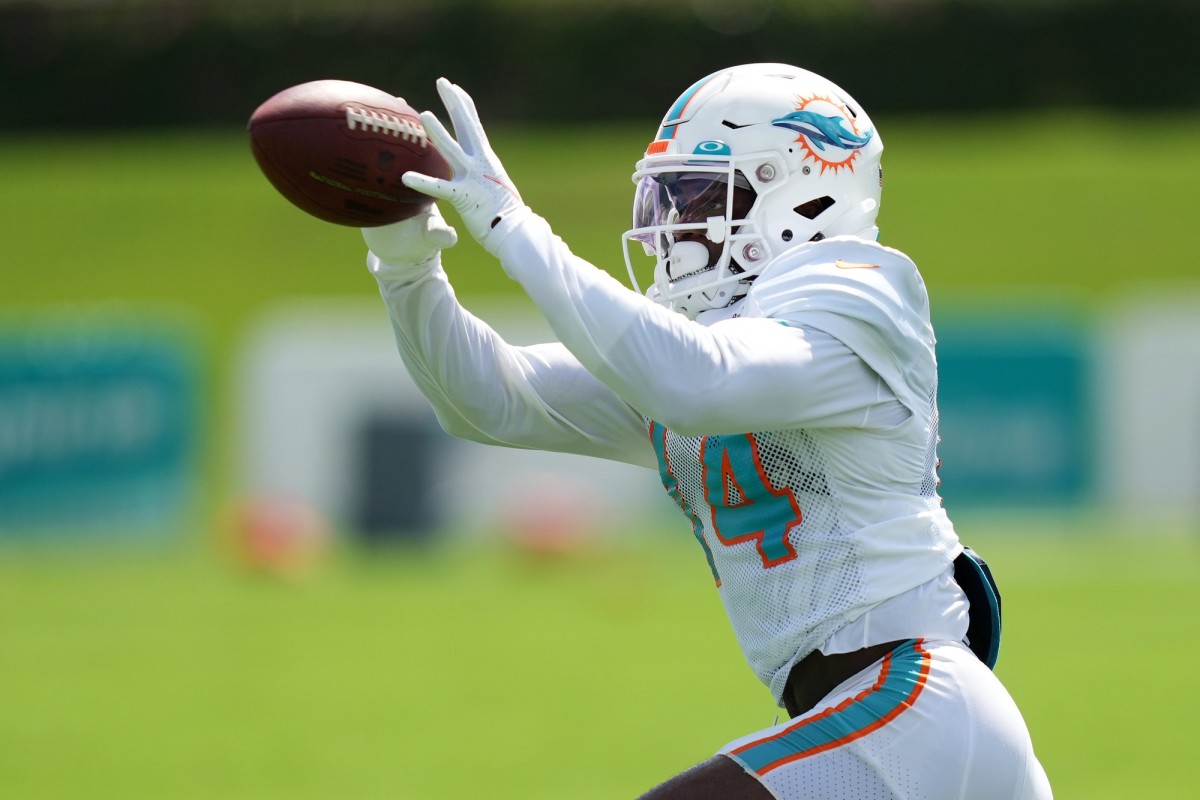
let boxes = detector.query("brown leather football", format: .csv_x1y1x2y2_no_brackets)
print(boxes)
248,80,452,227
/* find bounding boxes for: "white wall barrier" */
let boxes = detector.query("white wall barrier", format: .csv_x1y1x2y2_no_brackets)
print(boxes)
234,297,668,541
1099,288,1200,524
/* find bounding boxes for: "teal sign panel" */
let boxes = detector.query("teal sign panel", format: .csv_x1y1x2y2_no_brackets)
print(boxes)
934,316,1093,507
0,321,199,535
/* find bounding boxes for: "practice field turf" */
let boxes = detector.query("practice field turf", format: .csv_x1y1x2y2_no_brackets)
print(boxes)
1,115,1198,798
1,524,1198,799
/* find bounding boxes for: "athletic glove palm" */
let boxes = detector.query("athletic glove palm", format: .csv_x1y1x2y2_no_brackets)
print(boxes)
401,78,527,252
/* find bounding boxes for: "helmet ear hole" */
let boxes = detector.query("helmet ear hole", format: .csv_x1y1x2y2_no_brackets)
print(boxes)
795,196,836,220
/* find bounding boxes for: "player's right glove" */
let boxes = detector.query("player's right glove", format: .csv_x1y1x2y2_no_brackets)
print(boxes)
362,203,458,282
401,78,529,254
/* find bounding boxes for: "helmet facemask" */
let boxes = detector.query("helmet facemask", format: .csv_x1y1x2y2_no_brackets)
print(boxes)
623,154,777,319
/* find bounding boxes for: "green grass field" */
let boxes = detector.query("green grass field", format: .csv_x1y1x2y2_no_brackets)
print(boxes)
2,525,1198,799
2,114,1199,798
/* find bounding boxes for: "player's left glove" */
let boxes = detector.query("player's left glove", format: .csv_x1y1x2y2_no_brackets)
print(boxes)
401,78,529,253
363,203,458,282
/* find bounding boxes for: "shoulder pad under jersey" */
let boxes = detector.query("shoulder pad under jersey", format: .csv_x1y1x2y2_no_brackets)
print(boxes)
741,237,937,402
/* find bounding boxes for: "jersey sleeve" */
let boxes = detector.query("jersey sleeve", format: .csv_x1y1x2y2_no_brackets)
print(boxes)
488,214,903,435
372,257,656,469
739,238,939,416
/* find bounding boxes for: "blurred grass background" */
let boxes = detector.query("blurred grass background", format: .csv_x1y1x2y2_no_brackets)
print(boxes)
1,113,1198,799
3,114,1196,507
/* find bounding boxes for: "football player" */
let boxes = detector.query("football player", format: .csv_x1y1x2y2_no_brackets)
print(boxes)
361,64,1053,799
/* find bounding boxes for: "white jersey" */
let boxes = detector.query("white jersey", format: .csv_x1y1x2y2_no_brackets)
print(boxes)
372,210,961,704
649,237,961,701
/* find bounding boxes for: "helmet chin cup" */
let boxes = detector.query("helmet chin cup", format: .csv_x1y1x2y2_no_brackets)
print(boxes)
655,240,739,319
664,240,711,280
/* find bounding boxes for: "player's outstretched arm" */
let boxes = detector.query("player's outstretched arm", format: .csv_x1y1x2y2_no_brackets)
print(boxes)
362,203,458,283
395,80,892,437
361,209,654,468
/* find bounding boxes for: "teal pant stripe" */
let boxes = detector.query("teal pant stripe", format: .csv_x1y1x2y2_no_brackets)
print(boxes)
732,639,929,774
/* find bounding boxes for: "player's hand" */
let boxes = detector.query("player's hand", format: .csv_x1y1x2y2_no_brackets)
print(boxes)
362,203,458,282
401,78,528,253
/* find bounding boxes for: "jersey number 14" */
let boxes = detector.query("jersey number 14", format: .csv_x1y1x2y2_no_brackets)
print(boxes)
650,423,802,585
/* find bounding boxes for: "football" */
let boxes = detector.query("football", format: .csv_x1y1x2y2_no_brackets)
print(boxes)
248,79,452,227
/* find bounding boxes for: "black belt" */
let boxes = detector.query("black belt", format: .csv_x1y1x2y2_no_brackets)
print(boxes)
783,639,907,718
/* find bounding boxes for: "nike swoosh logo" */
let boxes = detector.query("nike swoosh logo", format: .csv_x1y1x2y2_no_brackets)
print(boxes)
835,259,880,270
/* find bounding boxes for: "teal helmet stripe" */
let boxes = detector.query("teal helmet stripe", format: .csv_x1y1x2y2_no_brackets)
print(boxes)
729,639,930,774
658,71,722,140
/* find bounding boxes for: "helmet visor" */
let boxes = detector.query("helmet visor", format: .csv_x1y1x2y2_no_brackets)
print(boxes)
623,156,759,312
630,165,753,252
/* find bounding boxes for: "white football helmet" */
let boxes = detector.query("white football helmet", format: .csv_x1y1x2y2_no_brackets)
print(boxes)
623,63,885,319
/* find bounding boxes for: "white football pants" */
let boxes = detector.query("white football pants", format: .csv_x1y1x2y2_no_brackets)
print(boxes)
719,639,1053,799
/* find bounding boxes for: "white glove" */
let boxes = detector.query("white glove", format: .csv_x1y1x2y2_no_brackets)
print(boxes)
401,78,528,253
362,204,458,282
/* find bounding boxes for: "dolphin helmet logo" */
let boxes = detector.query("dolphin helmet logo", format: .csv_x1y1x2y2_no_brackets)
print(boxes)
773,111,871,153
771,95,873,174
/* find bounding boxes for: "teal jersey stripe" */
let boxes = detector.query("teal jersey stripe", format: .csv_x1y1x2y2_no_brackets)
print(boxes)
648,421,720,583
731,639,930,775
